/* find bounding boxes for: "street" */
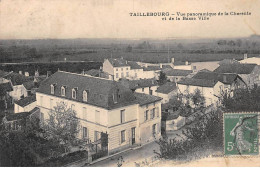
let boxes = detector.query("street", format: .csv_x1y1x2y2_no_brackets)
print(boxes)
86,141,160,167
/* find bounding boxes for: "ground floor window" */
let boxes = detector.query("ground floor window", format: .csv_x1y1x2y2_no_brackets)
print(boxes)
121,130,126,143
82,127,88,138
94,131,100,142
152,124,157,135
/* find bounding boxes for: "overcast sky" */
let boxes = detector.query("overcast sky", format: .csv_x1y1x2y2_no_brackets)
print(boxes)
0,0,259,39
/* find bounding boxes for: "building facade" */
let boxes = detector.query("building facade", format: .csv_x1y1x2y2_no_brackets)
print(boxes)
36,71,162,154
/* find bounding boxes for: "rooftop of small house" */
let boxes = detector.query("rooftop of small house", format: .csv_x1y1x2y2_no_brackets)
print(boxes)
192,71,240,85
178,78,219,87
156,82,177,94
14,95,36,107
214,63,258,74
134,92,162,106
163,69,192,77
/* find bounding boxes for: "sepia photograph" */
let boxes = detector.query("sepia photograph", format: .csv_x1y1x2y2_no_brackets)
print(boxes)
0,0,260,167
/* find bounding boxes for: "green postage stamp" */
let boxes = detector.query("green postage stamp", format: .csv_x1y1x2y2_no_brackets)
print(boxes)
224,113,259,156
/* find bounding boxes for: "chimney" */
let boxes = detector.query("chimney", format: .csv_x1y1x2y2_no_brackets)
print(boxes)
145,63,148,68
223,75,227,83
35,70,39,77
185,61,188,65
25,72,29,77
19,71,22,75
160,63,163,69
171,58,175,64
244,53,248,59
47,71,52,78
82,69,85,75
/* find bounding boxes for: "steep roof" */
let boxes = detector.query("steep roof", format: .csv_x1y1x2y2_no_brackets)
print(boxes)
156,82,177,94
164,69,192,76
214,63,257,74
14,95,36,107
192,72,239,85
37,71,137,110
178,78,218,87
134,92,162,106
0,82,13,95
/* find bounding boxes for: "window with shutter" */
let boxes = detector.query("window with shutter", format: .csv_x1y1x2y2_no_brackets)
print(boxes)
95,110,100,124
120,110,125,123
144,110,149,121
156,107,159,117
82,107,87,120
121,130,126,143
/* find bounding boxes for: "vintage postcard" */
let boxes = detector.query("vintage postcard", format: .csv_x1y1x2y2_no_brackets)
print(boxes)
0,0,260,167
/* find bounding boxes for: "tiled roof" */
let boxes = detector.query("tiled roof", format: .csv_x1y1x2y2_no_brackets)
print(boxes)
127,61,142,69
37,71,137,110
178,78,218,87
0,82,13,95
156,82,177,94
192,72,239,85
108,58,129,67
164,69,192,76
134,92,162,106
119,78,158,90
14,95,36,107
214,63,257,74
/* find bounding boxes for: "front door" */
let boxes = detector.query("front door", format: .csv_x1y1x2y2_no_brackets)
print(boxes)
131,127,136,145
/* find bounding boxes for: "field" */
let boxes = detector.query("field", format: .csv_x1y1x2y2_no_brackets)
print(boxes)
0,36,260,74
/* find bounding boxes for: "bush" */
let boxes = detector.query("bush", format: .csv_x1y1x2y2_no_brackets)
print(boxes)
156,110,223,161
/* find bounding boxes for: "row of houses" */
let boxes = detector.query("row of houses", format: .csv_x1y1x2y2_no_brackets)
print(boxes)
3,54,260,159
0,70,45,110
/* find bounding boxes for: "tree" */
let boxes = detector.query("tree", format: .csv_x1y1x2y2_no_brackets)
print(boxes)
158,71,167,85
156,109,223,160
191,89,205,109
43,102,80,151
222,87,260,112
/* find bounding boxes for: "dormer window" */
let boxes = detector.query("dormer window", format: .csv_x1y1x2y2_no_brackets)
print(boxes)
83,90,89,102
113,89,119,103
61,86,66,96
72,88,78,99
50,84,55,94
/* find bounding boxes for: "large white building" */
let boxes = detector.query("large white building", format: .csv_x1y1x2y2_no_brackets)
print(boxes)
36,71,162,154
177,78,224,107
103,58,145,81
